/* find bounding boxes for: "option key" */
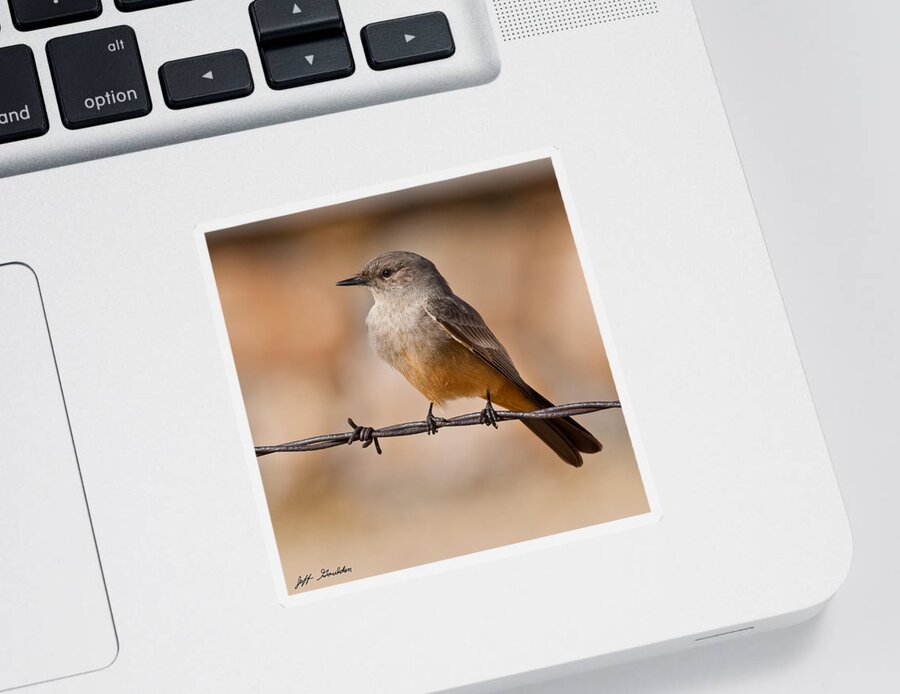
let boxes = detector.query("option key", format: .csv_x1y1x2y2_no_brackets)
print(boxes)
47,26,152,130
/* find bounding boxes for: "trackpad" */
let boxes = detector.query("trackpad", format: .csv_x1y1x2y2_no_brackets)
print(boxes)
0,264,117,691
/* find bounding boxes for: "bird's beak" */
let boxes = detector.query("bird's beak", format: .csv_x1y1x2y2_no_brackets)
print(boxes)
336,275,367,287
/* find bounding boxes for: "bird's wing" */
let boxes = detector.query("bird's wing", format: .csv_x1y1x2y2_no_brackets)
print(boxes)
424,294,530,393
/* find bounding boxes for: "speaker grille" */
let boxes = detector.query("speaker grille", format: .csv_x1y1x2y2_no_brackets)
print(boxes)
493,0,659,42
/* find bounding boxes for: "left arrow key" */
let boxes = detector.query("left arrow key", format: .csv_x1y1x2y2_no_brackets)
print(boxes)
159,50,254,109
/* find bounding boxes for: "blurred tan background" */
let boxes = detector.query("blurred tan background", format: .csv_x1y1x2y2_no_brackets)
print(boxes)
208,160,649,594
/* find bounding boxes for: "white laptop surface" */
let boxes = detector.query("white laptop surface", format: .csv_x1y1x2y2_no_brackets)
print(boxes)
0,1,850,692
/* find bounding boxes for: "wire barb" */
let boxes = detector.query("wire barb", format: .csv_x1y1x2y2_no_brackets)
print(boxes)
255,400,622,457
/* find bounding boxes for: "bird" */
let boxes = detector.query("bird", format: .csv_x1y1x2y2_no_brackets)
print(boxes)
336,250,601,467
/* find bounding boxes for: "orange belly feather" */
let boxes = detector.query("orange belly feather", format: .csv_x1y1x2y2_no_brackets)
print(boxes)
394,338,535,411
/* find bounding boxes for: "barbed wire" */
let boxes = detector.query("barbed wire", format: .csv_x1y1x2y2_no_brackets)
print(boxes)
255,401,622,457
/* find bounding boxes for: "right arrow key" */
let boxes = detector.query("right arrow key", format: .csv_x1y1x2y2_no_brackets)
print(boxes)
361,12,455,71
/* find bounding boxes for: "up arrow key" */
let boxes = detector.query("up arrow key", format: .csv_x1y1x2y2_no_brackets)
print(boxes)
404,34,415,43
292,3,301,13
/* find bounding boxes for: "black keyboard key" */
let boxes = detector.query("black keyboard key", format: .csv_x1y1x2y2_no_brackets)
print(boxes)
250,0,343,43
9,0,102,32
115,0,191,10
159,50,254,109
361,12,455,71
0,45,49,145
261,34,353,89
47,26,151,130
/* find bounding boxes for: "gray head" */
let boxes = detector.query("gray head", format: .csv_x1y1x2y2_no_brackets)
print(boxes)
336,251,451,298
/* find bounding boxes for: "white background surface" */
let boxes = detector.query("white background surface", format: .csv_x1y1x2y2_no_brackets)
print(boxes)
520,1,900,691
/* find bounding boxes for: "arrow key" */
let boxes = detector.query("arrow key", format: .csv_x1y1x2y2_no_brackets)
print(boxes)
159,50,254,109
362,12,455,71
261,34,354,89
250,0,344,43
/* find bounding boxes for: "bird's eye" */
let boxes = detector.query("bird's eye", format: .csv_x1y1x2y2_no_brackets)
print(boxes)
381,269,393,279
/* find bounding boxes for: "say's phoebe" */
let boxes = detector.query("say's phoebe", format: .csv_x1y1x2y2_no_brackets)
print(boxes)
337,251,601,467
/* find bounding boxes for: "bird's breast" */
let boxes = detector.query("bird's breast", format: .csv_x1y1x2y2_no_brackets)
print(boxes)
365,298,507,405
366,299,445,368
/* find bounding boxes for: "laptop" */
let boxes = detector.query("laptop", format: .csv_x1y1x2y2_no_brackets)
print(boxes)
0,1,850,691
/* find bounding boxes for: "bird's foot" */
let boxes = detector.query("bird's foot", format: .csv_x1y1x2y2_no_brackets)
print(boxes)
425,403,446,436
479,390,500,429
347,418,382,454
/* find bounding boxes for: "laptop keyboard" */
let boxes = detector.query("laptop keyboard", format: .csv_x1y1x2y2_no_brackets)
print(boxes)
0,0,499,176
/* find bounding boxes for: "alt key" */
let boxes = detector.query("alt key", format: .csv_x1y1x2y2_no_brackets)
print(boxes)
47,25,152,130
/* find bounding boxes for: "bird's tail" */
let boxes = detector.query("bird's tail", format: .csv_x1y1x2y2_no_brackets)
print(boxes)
516,387,602,468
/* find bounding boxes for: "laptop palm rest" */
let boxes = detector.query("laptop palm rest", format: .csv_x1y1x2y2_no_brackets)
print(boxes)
0,263,117,692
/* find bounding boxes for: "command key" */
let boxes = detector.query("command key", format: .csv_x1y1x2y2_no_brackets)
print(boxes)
0,45,49,145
